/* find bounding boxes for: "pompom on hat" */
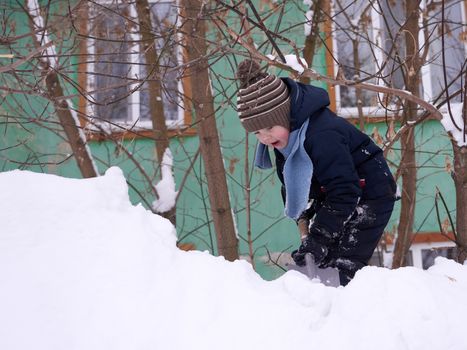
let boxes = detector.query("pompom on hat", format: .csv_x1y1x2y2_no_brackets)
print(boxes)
236,59,290,132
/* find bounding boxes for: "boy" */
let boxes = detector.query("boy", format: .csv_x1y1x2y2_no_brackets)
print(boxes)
236,60,397,286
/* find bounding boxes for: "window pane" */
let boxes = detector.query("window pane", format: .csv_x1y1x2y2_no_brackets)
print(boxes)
368,248,384,266
427,0,466,102
139,1,180,123
334,0,377,107
405,250,414,267
421,246,457,269
91,3,133,123
380,0,406,91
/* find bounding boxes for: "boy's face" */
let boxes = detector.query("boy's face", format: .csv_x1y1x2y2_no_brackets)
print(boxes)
254,126,289,149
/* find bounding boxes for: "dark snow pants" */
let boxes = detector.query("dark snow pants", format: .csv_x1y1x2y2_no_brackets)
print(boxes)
325,197,395,286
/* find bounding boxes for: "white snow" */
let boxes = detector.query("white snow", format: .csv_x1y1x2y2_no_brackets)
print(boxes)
26,0,58,68
304,10,314,36
350,17,360,28
68,99,100,176
284,54,309,74
152,148,177,213
441,103,467,147
1,168,467,350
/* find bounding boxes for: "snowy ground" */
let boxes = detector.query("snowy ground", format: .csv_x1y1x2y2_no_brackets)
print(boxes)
1,168,467,350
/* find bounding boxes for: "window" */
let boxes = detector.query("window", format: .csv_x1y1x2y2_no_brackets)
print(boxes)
139,2,181,126
86,0,184,131
330,0,467,117
368,248,385,266
421,246,457,269
333,0,378,110
377,247,413,268
425,1,466,104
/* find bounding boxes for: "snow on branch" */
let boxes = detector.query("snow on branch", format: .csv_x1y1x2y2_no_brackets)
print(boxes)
26,0,58,68
441,104,467,147
152,148,178,214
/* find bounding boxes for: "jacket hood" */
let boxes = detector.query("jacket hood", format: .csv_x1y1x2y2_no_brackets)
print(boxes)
281,78,330,131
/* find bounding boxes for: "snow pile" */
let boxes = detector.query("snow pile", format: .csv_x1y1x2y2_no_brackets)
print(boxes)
1,168,467,350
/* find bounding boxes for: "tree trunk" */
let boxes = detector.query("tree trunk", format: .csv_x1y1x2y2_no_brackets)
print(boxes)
135,0,175,224
300,0,326,85
452,142,467,263
353,39,365,131
45,64,98,179
392,1,420,269
134,0,170,162
27,0,97,178
181,0,239,261
392,127,417,268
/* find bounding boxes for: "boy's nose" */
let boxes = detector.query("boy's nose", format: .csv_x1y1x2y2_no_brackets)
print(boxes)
262,136,273,145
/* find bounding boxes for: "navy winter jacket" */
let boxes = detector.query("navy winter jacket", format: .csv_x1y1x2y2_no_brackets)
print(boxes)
274,78,396,241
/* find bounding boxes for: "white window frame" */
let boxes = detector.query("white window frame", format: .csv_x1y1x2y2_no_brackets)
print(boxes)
331,0,467,118
86,0,184,132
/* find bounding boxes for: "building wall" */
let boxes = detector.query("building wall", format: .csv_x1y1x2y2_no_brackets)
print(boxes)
0,0,458,280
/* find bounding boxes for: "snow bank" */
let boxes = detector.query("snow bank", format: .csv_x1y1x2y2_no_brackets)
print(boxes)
1,168,467,350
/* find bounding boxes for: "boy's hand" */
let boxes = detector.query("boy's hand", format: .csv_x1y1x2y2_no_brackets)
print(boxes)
292,235,328,267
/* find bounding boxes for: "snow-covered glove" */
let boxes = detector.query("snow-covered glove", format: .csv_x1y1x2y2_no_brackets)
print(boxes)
291,235,329,267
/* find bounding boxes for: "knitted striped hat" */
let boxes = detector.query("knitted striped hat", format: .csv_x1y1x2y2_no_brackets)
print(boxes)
236,60,290,132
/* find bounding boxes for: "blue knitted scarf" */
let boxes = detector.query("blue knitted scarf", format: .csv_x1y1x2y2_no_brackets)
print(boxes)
254,119,313,220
